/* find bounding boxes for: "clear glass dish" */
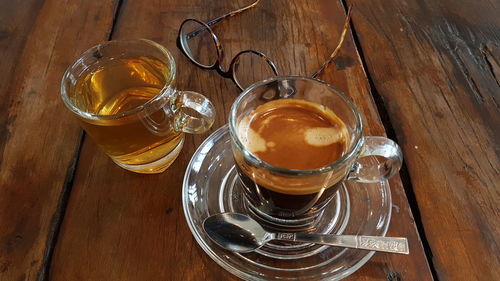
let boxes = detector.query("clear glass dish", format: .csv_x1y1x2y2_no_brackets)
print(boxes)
182,125,392,280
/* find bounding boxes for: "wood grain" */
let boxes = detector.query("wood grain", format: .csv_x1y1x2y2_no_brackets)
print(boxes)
0,0,117,280
346,0,500,280
49,0,431,280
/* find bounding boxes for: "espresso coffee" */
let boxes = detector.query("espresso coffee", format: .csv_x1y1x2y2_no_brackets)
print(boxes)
234,98,350,220
238,99,348,170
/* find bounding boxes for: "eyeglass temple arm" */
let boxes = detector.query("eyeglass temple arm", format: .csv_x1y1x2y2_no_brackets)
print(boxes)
184,0,260,40
311,6,352,79
205,0,261,27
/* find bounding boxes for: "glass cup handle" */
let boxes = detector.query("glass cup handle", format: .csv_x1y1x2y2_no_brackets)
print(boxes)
347,136,403,183
171,91,215,134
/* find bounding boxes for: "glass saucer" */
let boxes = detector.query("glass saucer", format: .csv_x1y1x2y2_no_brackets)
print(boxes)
182,125,392,281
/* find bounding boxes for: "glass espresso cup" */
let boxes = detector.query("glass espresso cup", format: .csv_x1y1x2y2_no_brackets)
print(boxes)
61,39,215,174
229,76,402,230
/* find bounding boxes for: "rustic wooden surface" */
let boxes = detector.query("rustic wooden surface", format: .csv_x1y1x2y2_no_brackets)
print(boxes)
0,1,118,280
49,0,431,280
345,0,500,280
0,0,496,280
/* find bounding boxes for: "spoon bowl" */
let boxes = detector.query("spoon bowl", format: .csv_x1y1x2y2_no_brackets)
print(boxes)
203,212,271,252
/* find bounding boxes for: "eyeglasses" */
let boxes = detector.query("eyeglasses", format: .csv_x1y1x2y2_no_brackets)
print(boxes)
177,1,352,91
176,1,278,91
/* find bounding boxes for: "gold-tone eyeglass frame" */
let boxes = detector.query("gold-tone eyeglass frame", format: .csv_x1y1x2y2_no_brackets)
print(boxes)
177,1,352,90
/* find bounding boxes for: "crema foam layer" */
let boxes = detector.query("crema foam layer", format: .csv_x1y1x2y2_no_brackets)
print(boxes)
237,99,349,170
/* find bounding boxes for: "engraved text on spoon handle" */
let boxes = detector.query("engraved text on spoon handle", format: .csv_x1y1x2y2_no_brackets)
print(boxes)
275,233,409,254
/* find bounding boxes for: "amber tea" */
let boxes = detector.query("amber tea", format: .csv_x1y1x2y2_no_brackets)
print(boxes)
67,56,183,173
61,40,215,174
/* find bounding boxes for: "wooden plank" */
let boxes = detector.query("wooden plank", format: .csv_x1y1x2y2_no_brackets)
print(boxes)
0,0,117,280
50,0,432,280
345,0,500,280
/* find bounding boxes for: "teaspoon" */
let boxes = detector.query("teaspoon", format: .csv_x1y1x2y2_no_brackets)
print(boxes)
203,212,409,254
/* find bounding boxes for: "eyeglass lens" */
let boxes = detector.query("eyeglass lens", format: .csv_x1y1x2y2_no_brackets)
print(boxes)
232,51,278,90
179,20,218,67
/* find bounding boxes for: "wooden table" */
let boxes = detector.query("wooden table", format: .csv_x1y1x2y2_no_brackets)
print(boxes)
1,0,498,280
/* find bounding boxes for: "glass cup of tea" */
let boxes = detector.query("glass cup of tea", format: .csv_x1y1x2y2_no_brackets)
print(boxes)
229,76,402,230
61,39,215,174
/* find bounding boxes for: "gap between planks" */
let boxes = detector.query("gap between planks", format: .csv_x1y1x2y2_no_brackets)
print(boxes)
36,0,127,279
340,0,440,280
